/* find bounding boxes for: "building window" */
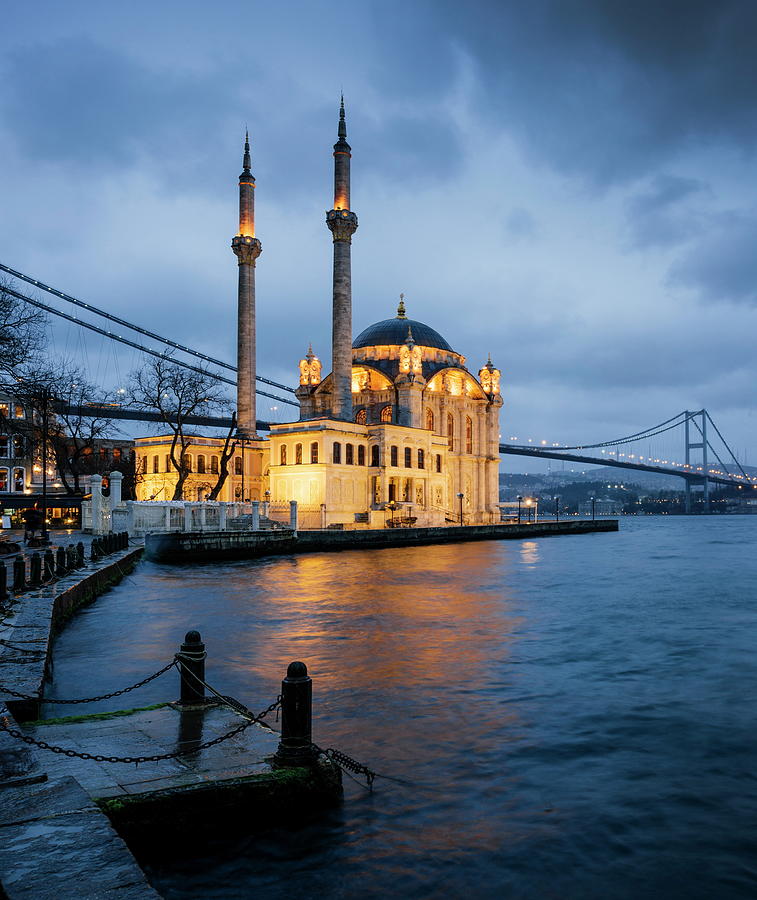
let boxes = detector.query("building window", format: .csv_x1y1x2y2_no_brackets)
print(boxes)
436,453,442,473
370,445,380,467
346,443,354,465
197,454,206,474
404,447,412,468
466,416,473,454
333,442,341,464
447,413,454,450
380,405,392,423
0,468,8,491
13,467,24,491
165,455,171,473
211,455,219,474
280,445,287,466
390,445,398,467
0,436,8,457
418,449,425,469
425,408,434,431
234,456,243,476
182,454,192,473
358,445,365,466
13,404,24,419
12,436,24,458
355,408,367,425
0,403,7,418
295,443,303,465
152,455,159,474
310,442,319,464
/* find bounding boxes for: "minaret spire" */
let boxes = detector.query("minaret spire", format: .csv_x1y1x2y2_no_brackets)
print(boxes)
326,96,359,421
232,129,262,439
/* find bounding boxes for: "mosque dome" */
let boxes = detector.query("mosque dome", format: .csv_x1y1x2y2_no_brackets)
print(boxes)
353,299,453,352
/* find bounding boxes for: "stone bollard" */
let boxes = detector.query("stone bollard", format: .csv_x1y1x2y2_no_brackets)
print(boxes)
91,538,100,561
76,542,85,567
289,500,298,532
178,630,206,705
66,545,77,570
56,546,67,576
0,563,8,604
123,531,129,549
13,556,26,592
28,552,42,587
44,549,55,581
251,500,260,531
274,661,317,767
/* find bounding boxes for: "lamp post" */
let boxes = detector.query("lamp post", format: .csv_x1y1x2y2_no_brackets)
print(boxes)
554,495,560,522
524,497,532,523
387,500,396,527
517,495,522,524
264,489,270,517
590,495,596,520
40,387,50,546
457,491,464,526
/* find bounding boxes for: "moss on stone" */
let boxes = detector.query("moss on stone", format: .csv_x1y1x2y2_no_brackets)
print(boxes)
28,702,169,727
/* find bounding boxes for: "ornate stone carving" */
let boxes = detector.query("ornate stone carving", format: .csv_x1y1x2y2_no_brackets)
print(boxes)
298,344,322,386
231,235,262,266
326,209,358,243
479,355,501,396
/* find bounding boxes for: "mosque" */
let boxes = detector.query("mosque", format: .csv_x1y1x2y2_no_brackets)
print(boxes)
135,101,503,527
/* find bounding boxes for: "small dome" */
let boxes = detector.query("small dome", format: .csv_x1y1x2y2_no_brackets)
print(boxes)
353,317,453,352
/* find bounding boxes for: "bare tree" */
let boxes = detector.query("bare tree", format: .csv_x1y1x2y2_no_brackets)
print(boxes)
0,279,47,385
129,357,229,501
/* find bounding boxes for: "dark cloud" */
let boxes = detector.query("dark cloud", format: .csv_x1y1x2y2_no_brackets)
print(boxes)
624,174,705,248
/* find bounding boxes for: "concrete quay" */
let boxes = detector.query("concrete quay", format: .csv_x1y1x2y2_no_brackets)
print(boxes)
145,518,619,562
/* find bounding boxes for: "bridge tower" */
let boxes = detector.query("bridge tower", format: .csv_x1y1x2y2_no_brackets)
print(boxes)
326,96,358,420
684,409,709,514
231,130,262,439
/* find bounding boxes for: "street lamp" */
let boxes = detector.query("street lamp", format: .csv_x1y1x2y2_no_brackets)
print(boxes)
554,495,560,523
264,489,270,516
524,496,532,523
386,500,397,527
457,491,464,525
590,495,596,520
517,495,522,524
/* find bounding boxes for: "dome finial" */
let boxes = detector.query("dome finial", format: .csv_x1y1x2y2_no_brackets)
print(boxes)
397,293,407,319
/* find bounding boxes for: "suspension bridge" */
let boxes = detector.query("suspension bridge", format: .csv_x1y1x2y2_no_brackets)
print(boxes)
2,262,754,513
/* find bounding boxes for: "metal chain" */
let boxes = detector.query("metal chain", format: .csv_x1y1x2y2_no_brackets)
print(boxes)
0,697,282,765
313,743,377,788
0,658,178,704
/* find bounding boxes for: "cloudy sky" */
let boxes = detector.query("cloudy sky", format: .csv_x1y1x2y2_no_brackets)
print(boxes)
2,1,756,467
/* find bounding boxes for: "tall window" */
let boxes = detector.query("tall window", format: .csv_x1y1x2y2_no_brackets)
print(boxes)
310,442,319,464
197,454,206,474
12,436,24,458
211,456,219,474
13,467,24,491
0,468,7,491
390,445,398,467
404,447,412,468
165,455,171,473
417,449,425,469
346,443,354,465
355,408,367,425
333,442,341,464
13,404,24,419
447,413,454,450
358,445,365,466
425,408,434,431
295,443,303,465
152,455,159,474
0,437,7,456
380,405,393,423
182,454,192,473
280,445,287,466
436,453,442,473
370,445,380,467
466,416,473,454
234,456,243,475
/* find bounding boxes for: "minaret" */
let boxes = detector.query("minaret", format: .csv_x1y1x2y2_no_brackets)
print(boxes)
326,96,358,420
231,130,262,438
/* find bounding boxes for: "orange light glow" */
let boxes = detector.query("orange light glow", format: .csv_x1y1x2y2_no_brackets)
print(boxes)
334,194,349,210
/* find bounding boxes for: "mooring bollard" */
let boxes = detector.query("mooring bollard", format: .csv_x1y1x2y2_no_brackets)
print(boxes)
274,661,317,767
13,556,25,592
178,630,206,704
55,546,67,576
0,563,8,604
28,552,42,587
66,544,77,570
44,549,55,581
76,542,85,567
90,539,99,561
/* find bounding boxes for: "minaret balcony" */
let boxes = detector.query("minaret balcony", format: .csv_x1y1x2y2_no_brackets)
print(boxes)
231,235,262,265
326,209,358,242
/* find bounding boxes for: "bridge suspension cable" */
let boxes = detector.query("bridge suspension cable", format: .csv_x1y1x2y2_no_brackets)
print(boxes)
532,411,691,451
3,284,298,408
0,261,296,395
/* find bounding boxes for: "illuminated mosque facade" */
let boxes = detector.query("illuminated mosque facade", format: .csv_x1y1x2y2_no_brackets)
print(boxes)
136,101,503,527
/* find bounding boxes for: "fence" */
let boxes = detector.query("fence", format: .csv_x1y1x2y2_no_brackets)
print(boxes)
267,502,323,531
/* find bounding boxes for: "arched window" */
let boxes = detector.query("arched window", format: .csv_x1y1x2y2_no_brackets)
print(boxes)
355,408,367,425
447,413,454,450
165,454,171,473
13,404,24,419
234,456,243,475
12,436,24,458
13,467,24,491
346,443,354,465
197,454,206,474
182,454,192,473
436,453,442,473
295,443,303,465
358,445,365,466
0,468,8,491
310,442,319,464
280,445,287,466
465,416,473,454
210,456,219,474
404,447,412,468
370,445,380,467
380,405,393,423
425,408,434,431
390,445,398,467
152,455,159,474
418,449,425,469
333,442,341,464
